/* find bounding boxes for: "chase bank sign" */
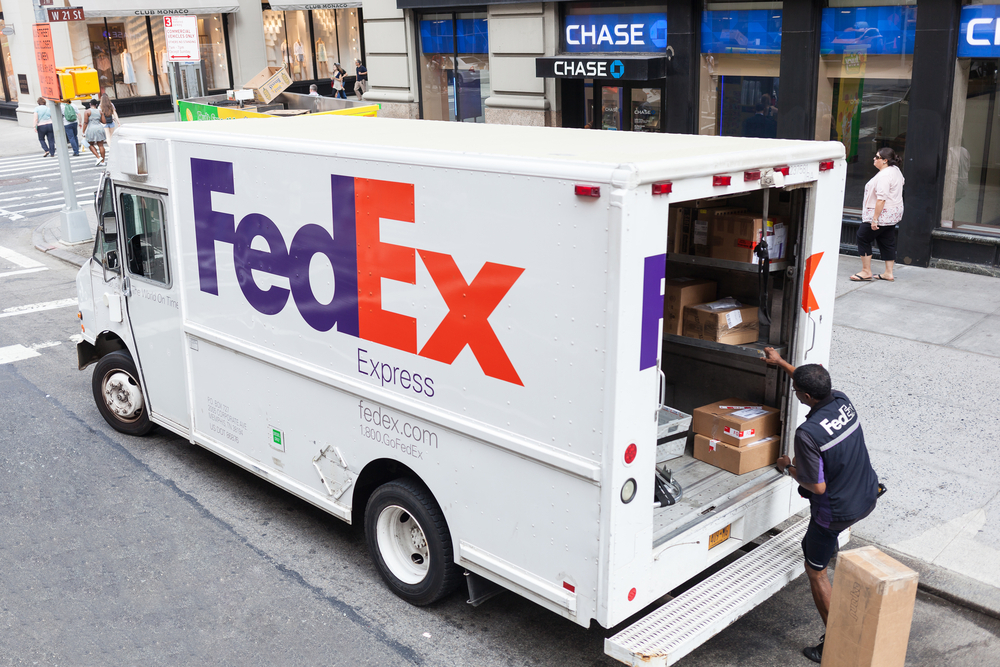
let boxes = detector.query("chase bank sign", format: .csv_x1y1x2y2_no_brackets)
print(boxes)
564,13,668,54
960,5,1000,57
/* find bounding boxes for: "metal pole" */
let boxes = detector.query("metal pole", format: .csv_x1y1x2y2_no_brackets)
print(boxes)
48,100,90,242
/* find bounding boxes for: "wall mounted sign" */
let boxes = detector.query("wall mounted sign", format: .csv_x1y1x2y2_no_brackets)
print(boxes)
959,4,1000,58
820,6,916,56
701,9,782,55
562,13,667,54
535,56,668,81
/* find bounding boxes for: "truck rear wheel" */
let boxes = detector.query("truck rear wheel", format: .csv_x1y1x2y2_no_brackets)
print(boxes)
92,351,153,436
365,478,461,606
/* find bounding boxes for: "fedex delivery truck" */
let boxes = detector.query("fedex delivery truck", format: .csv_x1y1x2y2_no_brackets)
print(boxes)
76,116,847,665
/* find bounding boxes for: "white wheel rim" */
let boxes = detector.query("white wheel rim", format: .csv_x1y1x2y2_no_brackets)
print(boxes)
376,504,429,585
102,369,145,422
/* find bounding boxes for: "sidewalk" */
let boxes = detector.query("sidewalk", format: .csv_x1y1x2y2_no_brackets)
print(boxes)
0,111,177,159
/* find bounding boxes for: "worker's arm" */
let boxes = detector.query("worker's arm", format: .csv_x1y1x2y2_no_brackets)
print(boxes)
775,455,827,494
763,346,795,379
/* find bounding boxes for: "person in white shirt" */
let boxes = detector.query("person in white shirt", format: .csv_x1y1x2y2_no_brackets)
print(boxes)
850,147,904,282
308,84,320,97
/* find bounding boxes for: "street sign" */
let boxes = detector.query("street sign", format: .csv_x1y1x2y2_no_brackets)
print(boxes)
163,16,199,61
47,7,85,22
32,23,61,101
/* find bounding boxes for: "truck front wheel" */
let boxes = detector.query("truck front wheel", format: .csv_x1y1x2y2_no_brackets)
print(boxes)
92,351,153,436
365,478,461,606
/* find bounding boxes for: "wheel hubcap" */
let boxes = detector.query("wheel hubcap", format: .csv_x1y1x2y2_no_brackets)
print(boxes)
376,505,430,585
102,370,144,422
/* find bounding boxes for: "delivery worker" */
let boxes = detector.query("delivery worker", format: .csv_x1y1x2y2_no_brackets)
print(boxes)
763,348,882,664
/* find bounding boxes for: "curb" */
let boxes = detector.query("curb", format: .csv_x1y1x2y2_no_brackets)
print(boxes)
32,212,90,269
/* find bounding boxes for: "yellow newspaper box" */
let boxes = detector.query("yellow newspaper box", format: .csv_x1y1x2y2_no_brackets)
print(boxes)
56,66,100,100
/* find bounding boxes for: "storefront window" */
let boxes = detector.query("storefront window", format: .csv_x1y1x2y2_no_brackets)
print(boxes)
311,8,363,80
1,14,16,102
944,4,1000,233
87,15,230,99
418,12,490,122
817,2,915,216
700,3,782,137
261,10,312,81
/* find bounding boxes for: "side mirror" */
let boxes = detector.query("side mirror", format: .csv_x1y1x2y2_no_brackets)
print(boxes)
105,249,119,271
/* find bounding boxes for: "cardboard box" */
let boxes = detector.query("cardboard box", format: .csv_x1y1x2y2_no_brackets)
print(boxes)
691,398,780,446
670,207,694,254
663,278,717,336
243,66,292,104
693,434,780,474
822,547,919,667
709,215,765,263
683,302,759,345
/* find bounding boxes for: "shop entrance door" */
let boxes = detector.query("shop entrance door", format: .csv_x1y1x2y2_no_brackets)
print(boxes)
586,80,664,132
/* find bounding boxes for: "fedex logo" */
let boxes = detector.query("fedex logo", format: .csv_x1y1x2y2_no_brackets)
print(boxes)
820,404,856,436
191,158,525,386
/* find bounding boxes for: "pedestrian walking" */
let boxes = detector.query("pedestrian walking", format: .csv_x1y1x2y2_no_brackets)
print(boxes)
99,93,120,139
82,99,107,166
354,58,368,99
763,347,883,664
33,97,56,157
850,147,904,282
332,63,347,99
62,102,81,156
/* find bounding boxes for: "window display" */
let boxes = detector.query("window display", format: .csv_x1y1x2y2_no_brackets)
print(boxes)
419,12,490,123
262,10,313,81
816,2,915,216
699,4,782,137
1,18,16,102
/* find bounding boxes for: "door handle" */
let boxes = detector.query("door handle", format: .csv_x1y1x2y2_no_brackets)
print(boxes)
122,276,132,298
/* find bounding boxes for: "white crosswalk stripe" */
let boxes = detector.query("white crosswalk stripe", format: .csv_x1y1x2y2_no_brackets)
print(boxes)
0,152,102,221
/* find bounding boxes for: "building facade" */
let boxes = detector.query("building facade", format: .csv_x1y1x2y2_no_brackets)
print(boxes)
359,0,1000,273
1,0,366,119
3,0,1000,272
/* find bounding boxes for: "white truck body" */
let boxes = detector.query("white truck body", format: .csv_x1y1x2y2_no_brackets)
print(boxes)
77,116,846,664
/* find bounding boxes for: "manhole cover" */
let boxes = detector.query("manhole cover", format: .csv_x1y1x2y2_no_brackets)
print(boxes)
0,178,30,186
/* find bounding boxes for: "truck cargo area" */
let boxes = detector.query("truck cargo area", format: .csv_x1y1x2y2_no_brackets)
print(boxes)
650,186,807,547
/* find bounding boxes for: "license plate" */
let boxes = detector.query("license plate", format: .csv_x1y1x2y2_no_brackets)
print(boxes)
709,524,732,550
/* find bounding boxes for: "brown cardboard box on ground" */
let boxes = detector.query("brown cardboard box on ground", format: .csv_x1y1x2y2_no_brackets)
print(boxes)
691,399,780,446
822,547,919,667
664,278,717,336
243,66,292,104
683,301,759,345
693,434,780,474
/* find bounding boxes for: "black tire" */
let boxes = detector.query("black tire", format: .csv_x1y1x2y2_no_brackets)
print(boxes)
91,350,154,436
364,478,461,606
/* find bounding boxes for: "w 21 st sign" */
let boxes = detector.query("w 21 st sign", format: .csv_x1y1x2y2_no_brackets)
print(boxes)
47,7,84,22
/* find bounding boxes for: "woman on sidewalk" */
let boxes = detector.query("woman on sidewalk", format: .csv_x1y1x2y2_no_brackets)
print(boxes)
850,147,905,282
331,63,347,99
82,99,107,166
99,93,120,139
33,98,56,158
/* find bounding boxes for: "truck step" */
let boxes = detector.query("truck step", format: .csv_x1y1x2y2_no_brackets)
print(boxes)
604,517,809,666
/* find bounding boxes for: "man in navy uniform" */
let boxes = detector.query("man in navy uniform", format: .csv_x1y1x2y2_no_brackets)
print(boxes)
764,348,881,663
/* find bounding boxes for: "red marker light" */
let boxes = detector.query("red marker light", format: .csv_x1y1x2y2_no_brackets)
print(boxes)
628,588,637,602
744,170,761,181
651,182,672,195
563,581,576,593
624,443,637,464
713,175,731,187
774,165,790,176
819,161,834,172
575,185,600,198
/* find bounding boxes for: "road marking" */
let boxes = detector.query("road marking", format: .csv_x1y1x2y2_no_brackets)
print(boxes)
0,267,48,279
30,340,62,350
0,298,77,319
15,204,64,214
0,208,24,221
0,245,45,268
0,344,41,364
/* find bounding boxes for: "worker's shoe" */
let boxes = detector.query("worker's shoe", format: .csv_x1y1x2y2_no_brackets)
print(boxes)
802,634,824,663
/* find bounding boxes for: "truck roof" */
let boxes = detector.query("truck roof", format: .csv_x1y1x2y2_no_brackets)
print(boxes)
130,115,847,184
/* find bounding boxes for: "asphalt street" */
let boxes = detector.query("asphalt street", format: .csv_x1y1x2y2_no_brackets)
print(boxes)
1,132,999,665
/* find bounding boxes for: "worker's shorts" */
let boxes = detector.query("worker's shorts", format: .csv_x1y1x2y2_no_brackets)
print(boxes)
802,519,842,571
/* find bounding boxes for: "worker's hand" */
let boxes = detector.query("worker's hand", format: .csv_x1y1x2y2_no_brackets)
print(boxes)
763,347,782,365
776,455,791,474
